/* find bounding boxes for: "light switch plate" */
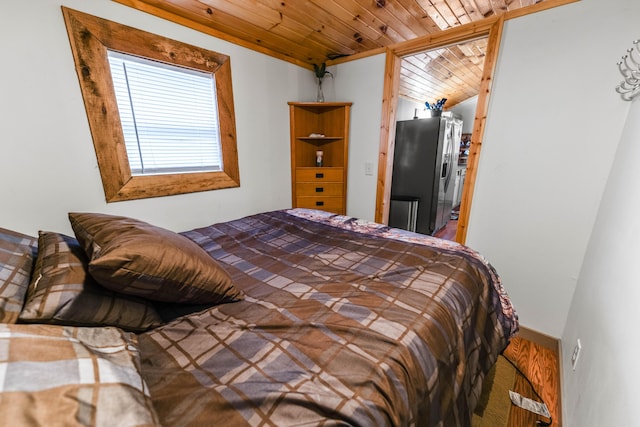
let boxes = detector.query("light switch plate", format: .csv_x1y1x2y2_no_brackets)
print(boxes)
364,161,374,176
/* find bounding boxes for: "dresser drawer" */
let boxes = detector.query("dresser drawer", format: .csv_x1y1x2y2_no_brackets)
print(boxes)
296,197,344,214
296,182,344,197
296,167,343,182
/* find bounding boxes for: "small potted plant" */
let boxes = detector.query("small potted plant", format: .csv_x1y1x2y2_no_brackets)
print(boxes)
313,62,333,102
425,98,447,117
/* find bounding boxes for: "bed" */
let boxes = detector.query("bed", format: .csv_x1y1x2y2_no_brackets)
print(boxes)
0,208,518,427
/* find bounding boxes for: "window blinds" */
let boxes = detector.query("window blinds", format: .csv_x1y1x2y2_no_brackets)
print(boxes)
107,51,223,175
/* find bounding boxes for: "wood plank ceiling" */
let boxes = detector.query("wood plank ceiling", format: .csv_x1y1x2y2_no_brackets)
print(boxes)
117,0,549,108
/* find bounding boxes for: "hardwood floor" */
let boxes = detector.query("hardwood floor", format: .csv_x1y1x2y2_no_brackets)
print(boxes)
433,218,458,241
502,333,562,427
433,206,459,241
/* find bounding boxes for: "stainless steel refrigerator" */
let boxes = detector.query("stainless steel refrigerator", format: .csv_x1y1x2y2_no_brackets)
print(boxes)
389,113,462,235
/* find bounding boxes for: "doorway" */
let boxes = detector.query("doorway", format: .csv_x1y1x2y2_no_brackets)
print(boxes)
374,16,505,245
393,38,488,242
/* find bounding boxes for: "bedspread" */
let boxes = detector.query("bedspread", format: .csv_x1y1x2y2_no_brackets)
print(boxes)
138,209,518,426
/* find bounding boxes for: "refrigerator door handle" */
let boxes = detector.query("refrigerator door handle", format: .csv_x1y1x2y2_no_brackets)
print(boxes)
443,127,457,191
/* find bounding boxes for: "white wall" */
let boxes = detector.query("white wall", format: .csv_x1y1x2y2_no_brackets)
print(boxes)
397,96,477,129
333,55,386,222
0,0,307,236
396,97,426,120
450,96,478,134
465,0,636,337
560,90,640,425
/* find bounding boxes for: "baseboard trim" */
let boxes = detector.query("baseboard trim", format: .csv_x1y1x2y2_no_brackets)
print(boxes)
516,325,560,353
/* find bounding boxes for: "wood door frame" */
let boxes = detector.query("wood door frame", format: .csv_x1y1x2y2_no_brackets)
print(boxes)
374,0,579,244
374,15,504,244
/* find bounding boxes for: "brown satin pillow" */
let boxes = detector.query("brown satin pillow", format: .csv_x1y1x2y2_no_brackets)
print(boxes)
69,212,243,304
0,227,37,323
19,231,162,331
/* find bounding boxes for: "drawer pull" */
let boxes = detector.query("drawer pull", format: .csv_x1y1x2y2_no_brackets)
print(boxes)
316,201,324,206
315,187,324,193
316,173,324,178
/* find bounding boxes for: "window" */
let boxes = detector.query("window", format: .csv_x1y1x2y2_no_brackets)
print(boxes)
62,7,240,202
107,51,223,175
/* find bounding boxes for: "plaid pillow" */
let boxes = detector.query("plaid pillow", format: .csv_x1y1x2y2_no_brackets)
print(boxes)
19,231,162,331
0,323,160,427
0,227,37,323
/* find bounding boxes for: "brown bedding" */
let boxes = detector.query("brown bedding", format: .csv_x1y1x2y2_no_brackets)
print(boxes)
0,324,159,427
138,209,518,426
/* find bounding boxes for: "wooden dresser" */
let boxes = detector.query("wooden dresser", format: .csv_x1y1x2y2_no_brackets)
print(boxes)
288,102,352,215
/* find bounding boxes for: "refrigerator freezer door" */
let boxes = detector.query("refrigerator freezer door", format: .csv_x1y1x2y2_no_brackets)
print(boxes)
389,118,441,235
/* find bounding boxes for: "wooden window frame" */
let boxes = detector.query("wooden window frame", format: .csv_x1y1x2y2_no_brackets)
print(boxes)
62,7,240,202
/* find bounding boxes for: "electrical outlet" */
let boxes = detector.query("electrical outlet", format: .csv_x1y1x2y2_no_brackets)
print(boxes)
571,338,582,370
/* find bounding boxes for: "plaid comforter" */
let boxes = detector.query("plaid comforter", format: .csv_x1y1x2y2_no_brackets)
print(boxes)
138,209,518,426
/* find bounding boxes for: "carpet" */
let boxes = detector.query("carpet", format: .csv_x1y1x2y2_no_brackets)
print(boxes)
472,355,516,427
